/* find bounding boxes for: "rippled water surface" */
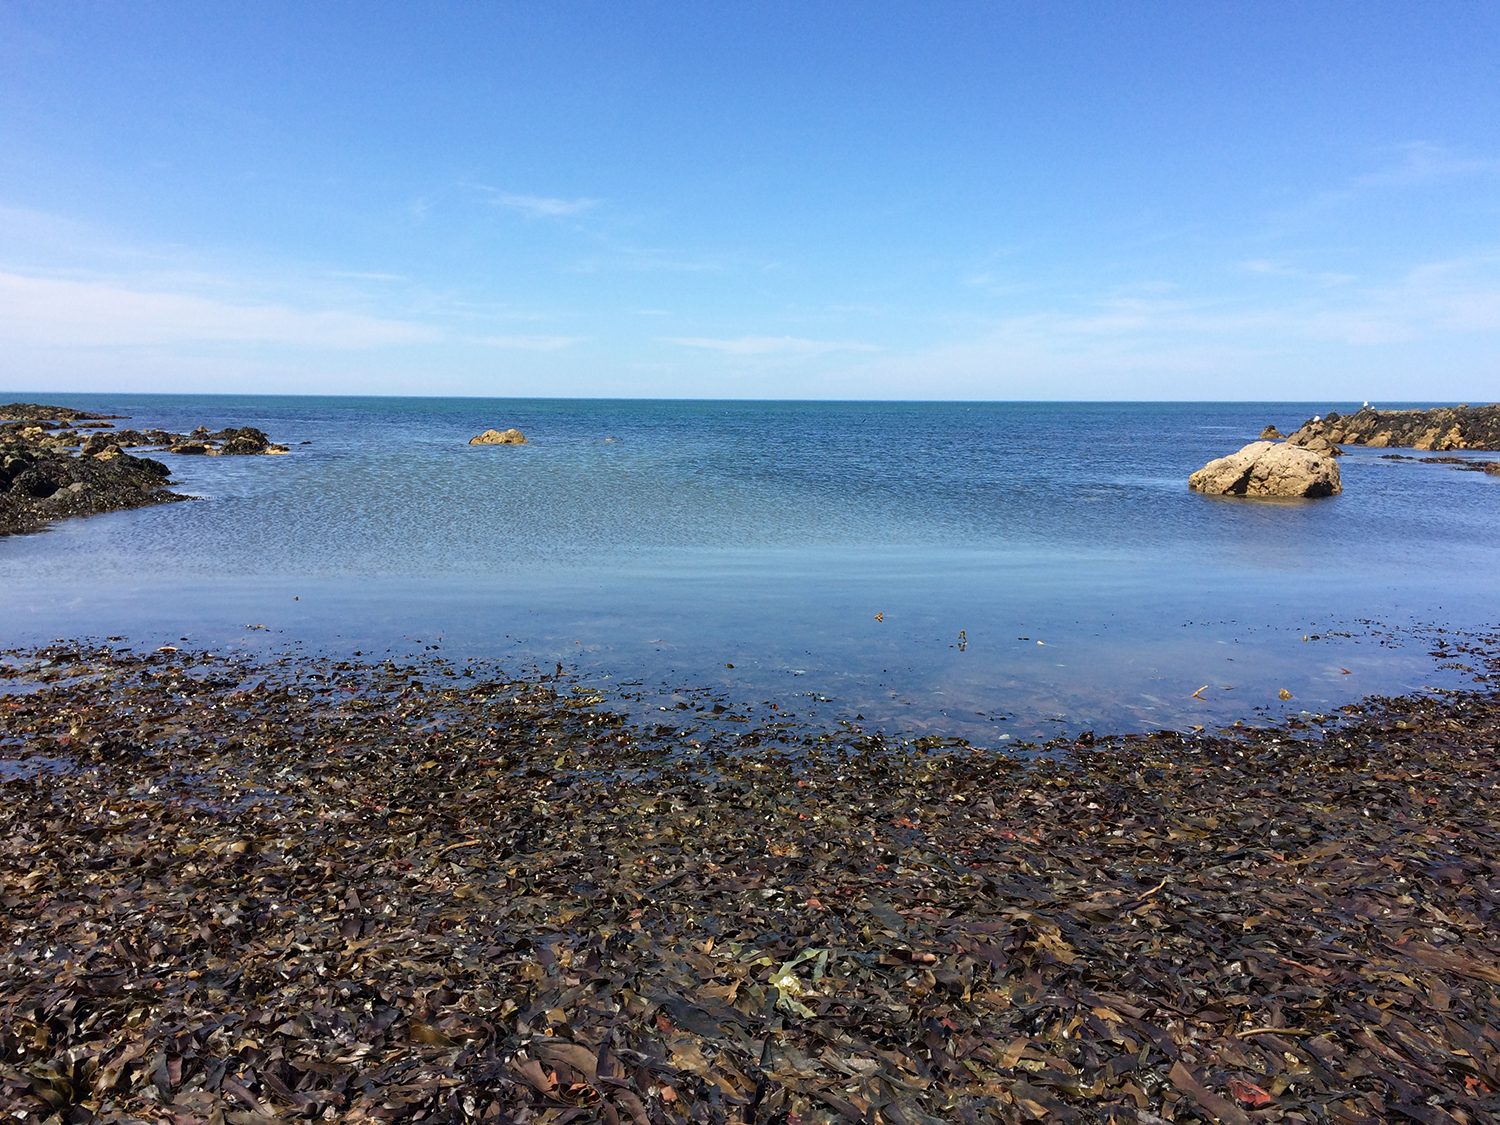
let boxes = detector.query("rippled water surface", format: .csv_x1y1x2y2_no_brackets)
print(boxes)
3,395,1497,741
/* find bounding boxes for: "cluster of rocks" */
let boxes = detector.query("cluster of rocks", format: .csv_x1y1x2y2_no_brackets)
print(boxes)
1284,403,1500,452
0,404,289,457
140,424,288,456
0,404,289,536
469,427,528,445
1192,403,1499,500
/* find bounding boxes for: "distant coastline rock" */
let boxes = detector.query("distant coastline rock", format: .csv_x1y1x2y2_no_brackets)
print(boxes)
0,408,287,456
470,428,528,445
1189,440,1341,499
0,403,124,423
1259,425,1282,440
1286,404,1500,452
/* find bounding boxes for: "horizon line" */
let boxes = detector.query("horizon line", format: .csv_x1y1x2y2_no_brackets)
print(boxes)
2,391,1486,407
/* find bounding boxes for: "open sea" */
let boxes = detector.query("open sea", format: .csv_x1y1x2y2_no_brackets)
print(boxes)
2,395,1497,744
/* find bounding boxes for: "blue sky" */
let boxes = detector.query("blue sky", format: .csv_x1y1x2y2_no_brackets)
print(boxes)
2,2,1499,400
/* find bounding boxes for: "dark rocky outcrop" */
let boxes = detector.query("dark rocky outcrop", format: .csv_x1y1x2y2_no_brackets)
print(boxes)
0,444,184,536
0,409,289,457
165,428,281,455
1286,404,1500,452
0,405,290,535
217,426,277,455
1189,440,1342,498
0,403,124,423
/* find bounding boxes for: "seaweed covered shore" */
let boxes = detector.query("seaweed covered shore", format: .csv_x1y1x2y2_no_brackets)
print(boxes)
4,638,1500,1125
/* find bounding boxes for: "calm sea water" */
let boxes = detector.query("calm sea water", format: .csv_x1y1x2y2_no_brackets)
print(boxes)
3,395,1497,743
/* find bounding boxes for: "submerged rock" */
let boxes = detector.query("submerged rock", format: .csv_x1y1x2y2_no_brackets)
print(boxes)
1189,440,1341,498
470,428,528,445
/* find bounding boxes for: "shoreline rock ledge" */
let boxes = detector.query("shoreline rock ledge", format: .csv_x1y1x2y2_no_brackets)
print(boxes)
1285,403,1500,452
469,428,527,445
1189,440,1341,498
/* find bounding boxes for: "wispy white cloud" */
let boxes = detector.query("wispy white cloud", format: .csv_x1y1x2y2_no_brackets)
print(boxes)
473,334,577,351
1237,259,1358,290
1306,256,1500,342
486,191,599,218
1267,143,1500,235
665,335,879,357
565,245,731,274
0,271,440,348
327,270,405,282
1355,142,1500,190
1240,259,1291,275
808,252,1500,400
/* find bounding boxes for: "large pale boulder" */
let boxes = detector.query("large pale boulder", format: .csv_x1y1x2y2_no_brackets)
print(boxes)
1189,441,1341,498
469,428,527,445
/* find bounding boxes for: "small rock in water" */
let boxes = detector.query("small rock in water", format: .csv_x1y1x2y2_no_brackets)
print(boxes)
1189,440,1341,498
217,426,275,455
1259,424,1282,440
470,428,528,445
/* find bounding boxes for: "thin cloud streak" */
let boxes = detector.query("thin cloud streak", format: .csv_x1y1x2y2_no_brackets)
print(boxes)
1355,142,1500,189
814,256,1500,399
0,272,440,349
1266,143,1500,235
473,334,577,351
486,191,599,218
665,335,879,357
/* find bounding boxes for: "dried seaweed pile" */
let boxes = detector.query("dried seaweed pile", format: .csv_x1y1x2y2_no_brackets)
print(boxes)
4,640,1500,1125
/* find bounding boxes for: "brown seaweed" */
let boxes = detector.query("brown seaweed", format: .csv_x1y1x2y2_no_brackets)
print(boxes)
3,636,1500,1124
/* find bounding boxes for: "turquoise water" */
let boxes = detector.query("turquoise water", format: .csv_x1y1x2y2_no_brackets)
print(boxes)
3,395,1497,742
